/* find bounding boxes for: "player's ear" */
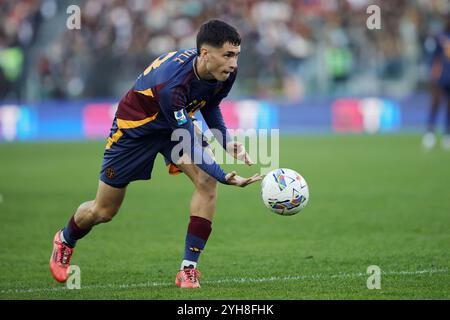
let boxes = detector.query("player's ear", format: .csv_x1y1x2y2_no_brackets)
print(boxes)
201,47,208,61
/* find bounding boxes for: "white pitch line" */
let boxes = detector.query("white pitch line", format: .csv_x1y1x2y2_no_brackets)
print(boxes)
0,268,448,295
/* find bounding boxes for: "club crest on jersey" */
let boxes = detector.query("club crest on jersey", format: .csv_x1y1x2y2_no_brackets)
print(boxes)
174,110,187,125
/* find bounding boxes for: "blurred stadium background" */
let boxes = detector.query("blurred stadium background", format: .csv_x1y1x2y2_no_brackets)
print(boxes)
1,0,450,300
1,0,450,138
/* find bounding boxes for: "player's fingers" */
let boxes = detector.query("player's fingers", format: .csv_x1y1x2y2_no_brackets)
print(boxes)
236,146,245,156
241,174,262,187
244,153,254,166
239,178,252,187
248,174,263,183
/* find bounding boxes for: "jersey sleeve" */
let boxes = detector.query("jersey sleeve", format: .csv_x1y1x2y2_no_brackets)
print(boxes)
200,104,232,149
159,83,228,184
201,69,237,149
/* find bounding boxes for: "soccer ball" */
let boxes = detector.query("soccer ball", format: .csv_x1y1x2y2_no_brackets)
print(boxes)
261,168,309,216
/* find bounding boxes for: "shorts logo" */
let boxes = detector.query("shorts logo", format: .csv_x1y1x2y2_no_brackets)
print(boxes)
174,110,187,125
105,167,115,179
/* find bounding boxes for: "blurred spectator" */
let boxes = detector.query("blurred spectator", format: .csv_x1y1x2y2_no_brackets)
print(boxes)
2,0,450,102
0,0,41,101
422,14,450,150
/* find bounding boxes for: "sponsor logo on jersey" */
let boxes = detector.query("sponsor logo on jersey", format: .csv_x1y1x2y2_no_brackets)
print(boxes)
174,110,187,125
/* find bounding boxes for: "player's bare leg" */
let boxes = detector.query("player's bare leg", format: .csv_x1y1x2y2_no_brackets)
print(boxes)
74,180,127,228
173,161,217,288
50,180,127,282
423,83,441,149
181,164,218,221
443,97,450,150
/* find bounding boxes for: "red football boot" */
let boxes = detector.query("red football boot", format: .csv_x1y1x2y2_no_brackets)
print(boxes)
49,230,74,283
175,267,201,288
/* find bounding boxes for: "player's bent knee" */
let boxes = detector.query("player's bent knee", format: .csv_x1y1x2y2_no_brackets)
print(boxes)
92,205,120,224
96,214,114,224
196,178,217,206
195,173,217,195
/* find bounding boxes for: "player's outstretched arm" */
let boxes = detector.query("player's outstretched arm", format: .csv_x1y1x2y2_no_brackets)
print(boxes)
225,171,262,187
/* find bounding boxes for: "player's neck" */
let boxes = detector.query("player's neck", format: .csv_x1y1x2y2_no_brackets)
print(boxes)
194,56,216,82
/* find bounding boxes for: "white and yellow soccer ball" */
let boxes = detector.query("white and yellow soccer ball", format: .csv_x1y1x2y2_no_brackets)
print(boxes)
261,168,309,216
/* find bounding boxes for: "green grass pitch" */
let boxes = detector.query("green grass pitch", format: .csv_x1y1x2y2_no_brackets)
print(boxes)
0,134,449,299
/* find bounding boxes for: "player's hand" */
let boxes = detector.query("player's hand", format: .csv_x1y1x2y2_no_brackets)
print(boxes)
226,142,254,166
225,171,262,187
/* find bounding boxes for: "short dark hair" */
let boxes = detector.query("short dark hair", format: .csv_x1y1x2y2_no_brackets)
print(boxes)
196,19,241,54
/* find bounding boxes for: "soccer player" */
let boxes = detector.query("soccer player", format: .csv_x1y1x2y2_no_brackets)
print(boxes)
423,17,450,150
49,20,262,288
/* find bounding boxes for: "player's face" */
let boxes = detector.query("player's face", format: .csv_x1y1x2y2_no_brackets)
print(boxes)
203,42,240,81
